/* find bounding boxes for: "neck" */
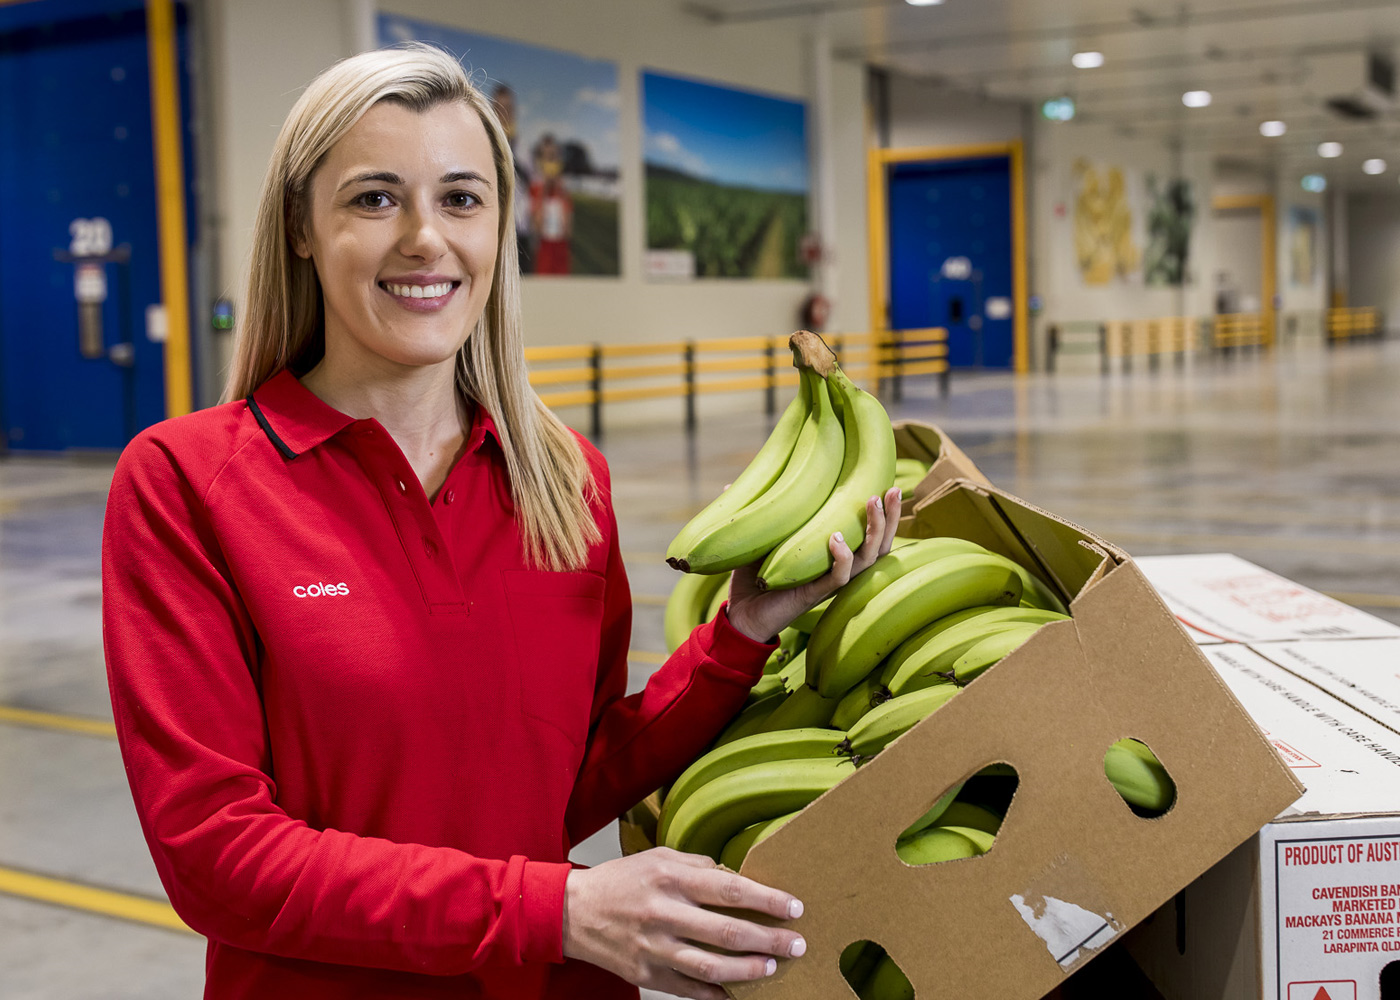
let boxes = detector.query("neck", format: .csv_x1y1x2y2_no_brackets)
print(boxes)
300,344,469,497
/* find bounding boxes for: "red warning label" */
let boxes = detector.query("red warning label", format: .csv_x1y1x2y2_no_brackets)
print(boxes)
1286,982,1355,1000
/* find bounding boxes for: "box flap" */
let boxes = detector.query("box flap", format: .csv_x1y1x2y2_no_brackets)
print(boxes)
1134,554,1400,644
731,548,1300,999
893,420,991,500
1203,644,1400,817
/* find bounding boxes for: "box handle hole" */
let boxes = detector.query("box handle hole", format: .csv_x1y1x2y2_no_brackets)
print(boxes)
841,940,915,998
1103,738,1176,818
1380,958,1400,998
895,763,1017,865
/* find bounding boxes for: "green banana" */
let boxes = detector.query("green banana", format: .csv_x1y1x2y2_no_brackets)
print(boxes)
830,674,892,730
897,782,964,839
779,648,808,693
939,824,996,853
658,726,849,844
667,369,811,561
932,800,1003,836
703,580,729,627
745,670,786,705
812,552,1025,698
754,683,841,733
895,826,981,866
885,609,1066,696
718,809,801,870
804,537,990,683
671,367,844,575
1014,564,1069,615
859,954,915,1000
876,606,1004,684
895,457,928,478
663,572,729,653
950,622,1044,684
844,683,961,756
841,941,886,995
757,356,898,590
1105,738,1174,814
713,690,785,747
662,755,856,860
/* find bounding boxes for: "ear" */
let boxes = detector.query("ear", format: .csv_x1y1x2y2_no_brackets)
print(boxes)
290,229,312,260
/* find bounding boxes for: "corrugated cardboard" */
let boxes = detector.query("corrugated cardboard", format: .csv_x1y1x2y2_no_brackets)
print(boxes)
892,419,991,502
714,481,1301,999
1127,638,1400,1000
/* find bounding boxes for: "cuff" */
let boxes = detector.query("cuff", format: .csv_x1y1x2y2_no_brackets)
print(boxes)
698,602,779,682
520,860,573,965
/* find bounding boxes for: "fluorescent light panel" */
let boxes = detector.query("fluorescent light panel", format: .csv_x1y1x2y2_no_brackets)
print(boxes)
1259,120,1286,137
1182,90,1212,108
1072,51,1104,69
1318,142,1343,158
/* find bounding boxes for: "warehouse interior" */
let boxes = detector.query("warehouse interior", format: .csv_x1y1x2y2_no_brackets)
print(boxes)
2,0,1400,998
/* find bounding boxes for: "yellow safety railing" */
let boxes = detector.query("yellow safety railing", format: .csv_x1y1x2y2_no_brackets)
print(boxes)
1327,306,1379,341
1103,317,1200,360
1212,312,1269,349
523,328,948,437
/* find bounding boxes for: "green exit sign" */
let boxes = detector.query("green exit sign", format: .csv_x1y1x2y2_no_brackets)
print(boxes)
1042,97,1076,122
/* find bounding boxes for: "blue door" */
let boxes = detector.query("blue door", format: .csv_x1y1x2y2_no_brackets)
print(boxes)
887,156,1014,369
0,0,192,450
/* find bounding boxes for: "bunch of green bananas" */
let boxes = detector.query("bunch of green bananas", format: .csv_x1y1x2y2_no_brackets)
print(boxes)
666,331,898,591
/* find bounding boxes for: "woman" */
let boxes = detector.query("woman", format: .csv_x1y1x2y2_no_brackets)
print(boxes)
101,44,900,999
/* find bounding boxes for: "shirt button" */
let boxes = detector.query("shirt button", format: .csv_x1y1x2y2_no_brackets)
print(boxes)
423,538,438,558
444,490,455,505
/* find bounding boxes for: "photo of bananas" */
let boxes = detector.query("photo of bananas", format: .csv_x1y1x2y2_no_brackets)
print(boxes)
658,451,1179,895
665,330,898,590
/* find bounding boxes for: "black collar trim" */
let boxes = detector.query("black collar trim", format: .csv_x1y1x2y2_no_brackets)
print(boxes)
246,395,299,460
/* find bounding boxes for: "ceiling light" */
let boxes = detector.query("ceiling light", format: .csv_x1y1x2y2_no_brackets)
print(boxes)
1318,142,1343,158
1072,51,1105,69
904,0,945,5
1182,90,1212,108
1301,174,1327,193
1259,120,1286,137
1363,158,1387,175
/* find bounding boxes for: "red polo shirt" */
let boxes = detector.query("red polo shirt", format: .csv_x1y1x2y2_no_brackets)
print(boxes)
100,370,774,999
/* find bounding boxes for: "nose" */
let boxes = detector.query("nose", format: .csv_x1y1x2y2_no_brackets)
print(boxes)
396,199,447,261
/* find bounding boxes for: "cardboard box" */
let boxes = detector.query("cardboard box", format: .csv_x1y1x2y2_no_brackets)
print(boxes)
893,419,991,502
1133,554,1400,645
705,482,1300,999
1127,641,1400,1000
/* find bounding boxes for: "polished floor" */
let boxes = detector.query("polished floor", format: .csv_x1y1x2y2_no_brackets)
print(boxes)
1,338,1396,998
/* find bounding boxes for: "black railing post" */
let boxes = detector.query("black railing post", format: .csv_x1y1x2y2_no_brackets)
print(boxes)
1048,324,1059,374
684,340,697,435
1100,324,1109,376
764,339,776,418
589,343,603,440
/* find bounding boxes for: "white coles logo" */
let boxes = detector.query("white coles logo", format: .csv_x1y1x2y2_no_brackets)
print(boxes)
293,583,349,597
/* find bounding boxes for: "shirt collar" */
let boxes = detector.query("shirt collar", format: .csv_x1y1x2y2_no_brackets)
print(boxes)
248,369,500,460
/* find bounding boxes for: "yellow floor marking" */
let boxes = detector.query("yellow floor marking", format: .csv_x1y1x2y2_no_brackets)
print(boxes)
1323,591,1400,610
0,705,117,739
629,651,669,665
0,865,194,935
632,593,668,607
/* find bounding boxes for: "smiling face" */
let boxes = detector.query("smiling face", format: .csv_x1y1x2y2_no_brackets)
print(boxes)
295,100,501,375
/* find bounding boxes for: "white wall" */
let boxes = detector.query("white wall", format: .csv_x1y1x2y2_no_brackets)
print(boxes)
1347,191,1400,334
207,0,868,385
885,77,1025,150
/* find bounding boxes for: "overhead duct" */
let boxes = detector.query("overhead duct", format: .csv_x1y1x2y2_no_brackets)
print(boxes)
1310,51,1395,120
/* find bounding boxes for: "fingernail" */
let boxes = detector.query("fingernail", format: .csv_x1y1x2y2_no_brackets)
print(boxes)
765,958,777,976
833,532,843,544
788,898,804,918
789,937,807,958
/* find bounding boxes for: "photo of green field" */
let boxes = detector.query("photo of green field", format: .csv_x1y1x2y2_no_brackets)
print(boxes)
645,165,807,279
642,71,809,281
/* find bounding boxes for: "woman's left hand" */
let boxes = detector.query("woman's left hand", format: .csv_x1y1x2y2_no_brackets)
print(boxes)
724,487,902,645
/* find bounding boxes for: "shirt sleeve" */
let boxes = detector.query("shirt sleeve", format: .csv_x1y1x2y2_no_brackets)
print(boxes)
564,496,776,846
101,433,571,975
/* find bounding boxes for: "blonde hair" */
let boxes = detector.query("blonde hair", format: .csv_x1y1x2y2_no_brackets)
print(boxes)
224,44,600,571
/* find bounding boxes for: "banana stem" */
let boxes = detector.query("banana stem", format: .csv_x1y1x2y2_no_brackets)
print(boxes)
790,330,838,377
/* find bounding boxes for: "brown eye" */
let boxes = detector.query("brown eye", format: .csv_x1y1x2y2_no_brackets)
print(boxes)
354,191,391,209
446,190,479,209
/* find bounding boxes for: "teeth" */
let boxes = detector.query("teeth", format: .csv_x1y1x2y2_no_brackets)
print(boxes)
385,282,453,299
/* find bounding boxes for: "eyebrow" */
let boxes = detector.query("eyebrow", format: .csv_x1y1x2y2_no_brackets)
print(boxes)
337,170,493,191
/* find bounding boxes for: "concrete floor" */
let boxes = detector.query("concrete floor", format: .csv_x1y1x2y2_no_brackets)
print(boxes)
1,338,1396,997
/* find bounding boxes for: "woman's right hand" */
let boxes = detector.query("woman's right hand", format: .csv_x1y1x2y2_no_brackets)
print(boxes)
562,847,807,999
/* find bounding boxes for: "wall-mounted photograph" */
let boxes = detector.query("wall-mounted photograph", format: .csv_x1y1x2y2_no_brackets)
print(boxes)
378,14,621,276
641,71,808,280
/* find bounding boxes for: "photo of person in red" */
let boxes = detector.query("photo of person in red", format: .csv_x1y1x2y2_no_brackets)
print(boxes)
530,134,573,275
99,43,902,1000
